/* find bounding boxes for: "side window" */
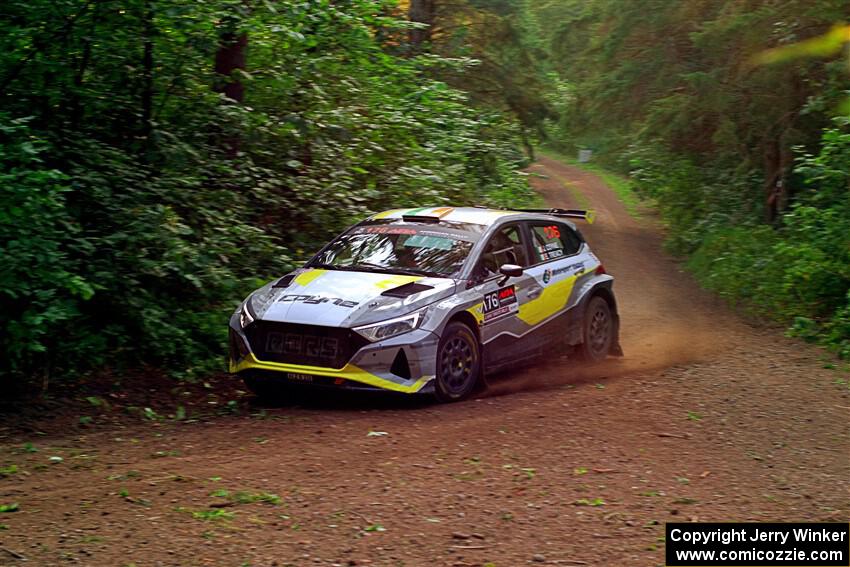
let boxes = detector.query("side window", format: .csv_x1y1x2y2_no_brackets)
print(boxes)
479,224,530,275
530,222,582,263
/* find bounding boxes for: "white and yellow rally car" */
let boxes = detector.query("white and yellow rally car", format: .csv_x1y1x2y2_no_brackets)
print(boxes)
229,206,622,402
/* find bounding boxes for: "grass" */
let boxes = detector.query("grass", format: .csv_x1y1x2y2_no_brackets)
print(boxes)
574,497,605,507
209,489,282,505
0,465,18,477
539,147,645,219
192,509,235,522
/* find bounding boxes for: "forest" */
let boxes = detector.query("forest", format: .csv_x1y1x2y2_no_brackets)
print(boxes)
2,0,849,389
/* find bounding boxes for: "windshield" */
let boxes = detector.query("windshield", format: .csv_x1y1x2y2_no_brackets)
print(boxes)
311,221,479,277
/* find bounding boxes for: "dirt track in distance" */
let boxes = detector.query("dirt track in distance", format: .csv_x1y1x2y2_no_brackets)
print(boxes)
0,156,847,567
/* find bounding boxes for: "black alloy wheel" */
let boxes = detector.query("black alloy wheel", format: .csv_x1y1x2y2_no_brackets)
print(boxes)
434,322,481,402
579,295,613,362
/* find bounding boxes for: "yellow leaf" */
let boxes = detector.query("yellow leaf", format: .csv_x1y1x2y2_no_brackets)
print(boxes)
752,25,850,66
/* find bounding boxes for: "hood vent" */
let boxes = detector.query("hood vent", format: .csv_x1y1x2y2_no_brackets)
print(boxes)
273,274,296,288
381,282,433,298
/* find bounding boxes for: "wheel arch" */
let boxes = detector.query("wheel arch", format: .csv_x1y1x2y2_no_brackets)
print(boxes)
445,310,481,344
581,280,623,357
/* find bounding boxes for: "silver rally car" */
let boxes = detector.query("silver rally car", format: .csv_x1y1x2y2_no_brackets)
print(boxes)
229,206,622,402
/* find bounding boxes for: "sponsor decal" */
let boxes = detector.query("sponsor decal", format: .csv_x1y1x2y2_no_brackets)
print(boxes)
279,294,359,308
358,226,417,235
536,241,565,260
540,262,586,286
267,332,340,359
482,285,519,324
549,262,585,279
565,261,585,274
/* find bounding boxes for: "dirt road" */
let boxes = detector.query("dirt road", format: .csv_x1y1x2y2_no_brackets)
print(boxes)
1,156,847,567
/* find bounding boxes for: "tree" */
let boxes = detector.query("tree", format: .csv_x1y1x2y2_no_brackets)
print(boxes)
408,0,436,49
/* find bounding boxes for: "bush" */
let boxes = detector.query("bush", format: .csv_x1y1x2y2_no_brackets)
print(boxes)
0,117,90,380
672,120,850,358
0,1,539,387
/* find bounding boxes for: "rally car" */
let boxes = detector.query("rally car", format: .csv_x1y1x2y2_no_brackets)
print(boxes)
229,206,622,402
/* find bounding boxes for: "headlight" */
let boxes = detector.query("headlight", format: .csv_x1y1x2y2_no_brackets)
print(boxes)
354,308,427,342
238,299,255,329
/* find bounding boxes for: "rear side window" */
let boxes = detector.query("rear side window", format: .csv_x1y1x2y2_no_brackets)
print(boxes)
529,222,582,263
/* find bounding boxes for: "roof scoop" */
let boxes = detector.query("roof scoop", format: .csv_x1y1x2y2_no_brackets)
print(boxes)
381,282,434,298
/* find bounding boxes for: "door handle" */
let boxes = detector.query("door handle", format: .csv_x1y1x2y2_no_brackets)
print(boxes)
527,286,543,300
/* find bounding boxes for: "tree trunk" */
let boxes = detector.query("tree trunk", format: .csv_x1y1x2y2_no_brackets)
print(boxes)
214,31,247,103
408,0,436,50
213,16,247,158
763,138,793,224
141,0,154,146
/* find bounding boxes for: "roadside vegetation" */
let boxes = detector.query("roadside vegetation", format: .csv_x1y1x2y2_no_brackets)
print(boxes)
536,2,850,359
1,0,849,393
0,0,539,388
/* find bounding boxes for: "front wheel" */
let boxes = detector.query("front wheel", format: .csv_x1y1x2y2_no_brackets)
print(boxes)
579,296,614,362
434,322,481,403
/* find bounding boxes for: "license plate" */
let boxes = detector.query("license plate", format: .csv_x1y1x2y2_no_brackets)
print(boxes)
286,373,313,383
266,332,339,359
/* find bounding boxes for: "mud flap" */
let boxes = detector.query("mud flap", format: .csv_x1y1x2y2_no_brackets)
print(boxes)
609,312,624,357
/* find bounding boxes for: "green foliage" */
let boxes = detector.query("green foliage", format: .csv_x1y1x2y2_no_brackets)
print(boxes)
533,0,850,361
0,117,87,378
540,0,849,160
424,0,556,145
686,120,850,357
0,0,536,385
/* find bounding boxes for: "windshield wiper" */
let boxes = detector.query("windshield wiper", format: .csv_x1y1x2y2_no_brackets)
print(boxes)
306,262,341,270
311,261,442,278
353,263,443,278
350,261,389,272
353,262,443,278
386,267,443,278
308,261,388,273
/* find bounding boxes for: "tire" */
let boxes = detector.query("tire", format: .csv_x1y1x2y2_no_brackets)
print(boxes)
434,322,481,403
579,295,614,362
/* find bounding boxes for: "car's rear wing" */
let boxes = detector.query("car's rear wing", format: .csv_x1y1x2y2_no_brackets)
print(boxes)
514,208,596,224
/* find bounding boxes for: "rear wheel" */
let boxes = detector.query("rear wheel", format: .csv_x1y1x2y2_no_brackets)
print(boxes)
434,322,481,403
579,296,613,362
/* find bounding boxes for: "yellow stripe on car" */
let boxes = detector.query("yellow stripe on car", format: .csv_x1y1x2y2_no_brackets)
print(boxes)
430,206,454,218
294,269,326,286
231,354,432,393
374,274,422,289
517,272,585,326
371,208,406,219
467,302,485,325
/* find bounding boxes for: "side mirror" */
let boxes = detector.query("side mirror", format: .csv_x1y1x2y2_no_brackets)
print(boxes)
498,263,523,285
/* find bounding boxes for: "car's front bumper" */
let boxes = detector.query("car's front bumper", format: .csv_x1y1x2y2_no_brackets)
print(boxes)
228,322,440,394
